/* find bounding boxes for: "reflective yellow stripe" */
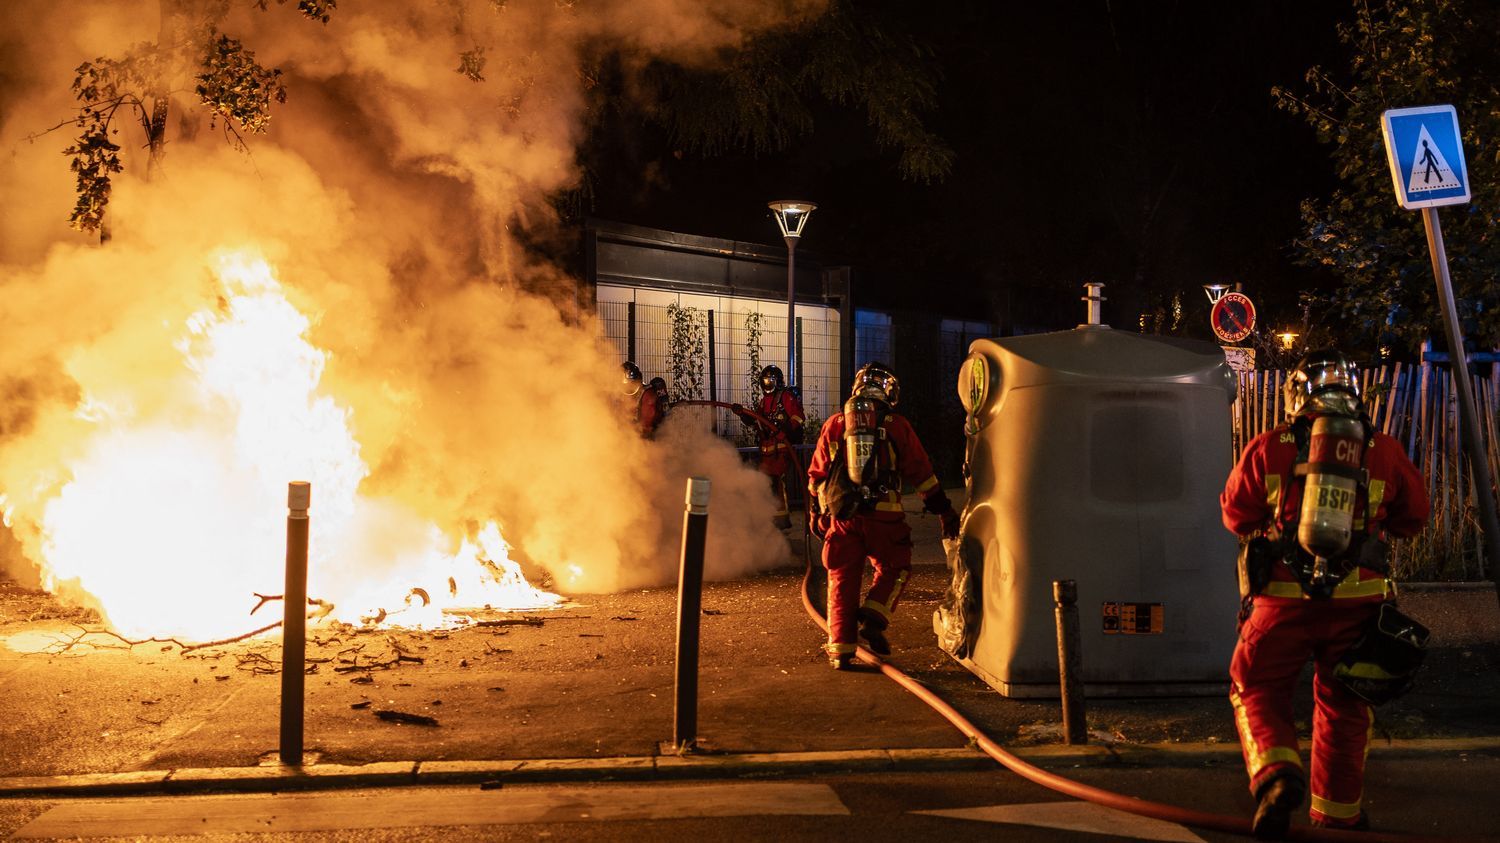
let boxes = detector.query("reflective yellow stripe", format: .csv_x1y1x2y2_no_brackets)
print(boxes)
1231,688,1303,779
1310,793,1363,820
875,501,904,512
915,475,939,494
1263,581,1307,598
889,569,909,610
1362,703,1375,763
1251,747,1303,778
824,642,856,655
862,571,908,621
1366,479,1386,523
1262,571,1391,600
1333,570,1390,598
791,415,804,425
1266,475,1281,514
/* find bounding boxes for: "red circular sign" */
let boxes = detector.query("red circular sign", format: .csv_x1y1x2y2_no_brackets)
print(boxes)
1210,292,1256,343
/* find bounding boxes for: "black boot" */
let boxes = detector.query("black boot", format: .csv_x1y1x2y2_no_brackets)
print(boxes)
857,609,891,656
1252,775,1305,840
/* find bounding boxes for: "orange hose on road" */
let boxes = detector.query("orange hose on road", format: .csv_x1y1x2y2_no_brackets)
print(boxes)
795,554,1449,843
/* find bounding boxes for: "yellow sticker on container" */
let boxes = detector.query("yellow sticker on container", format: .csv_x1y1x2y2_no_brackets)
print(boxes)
1102,602,1164,635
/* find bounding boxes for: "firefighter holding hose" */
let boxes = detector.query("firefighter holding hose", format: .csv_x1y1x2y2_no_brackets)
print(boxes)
806,362,959,670
1220,349,1429,837
732,365,804,529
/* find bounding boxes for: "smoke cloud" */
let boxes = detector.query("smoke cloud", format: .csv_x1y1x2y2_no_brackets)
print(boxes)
0,0,816,632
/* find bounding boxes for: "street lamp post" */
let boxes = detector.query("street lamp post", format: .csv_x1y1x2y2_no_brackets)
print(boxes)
769,200,816,387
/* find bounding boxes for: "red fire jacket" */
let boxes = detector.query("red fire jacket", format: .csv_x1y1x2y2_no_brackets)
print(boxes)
806,411,941,522
1220,419,1429,602
757,388,805,440
637,383,669,438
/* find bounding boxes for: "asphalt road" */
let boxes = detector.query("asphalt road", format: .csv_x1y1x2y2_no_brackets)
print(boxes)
6,760,1500,842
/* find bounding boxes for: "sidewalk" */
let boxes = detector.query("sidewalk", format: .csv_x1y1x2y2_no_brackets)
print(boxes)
2,492,1498,805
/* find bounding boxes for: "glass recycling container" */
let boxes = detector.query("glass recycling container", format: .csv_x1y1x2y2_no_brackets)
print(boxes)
935,325,1240,697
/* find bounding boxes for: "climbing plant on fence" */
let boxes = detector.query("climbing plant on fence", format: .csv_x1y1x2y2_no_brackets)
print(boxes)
666,302,705,402
743,310,764,403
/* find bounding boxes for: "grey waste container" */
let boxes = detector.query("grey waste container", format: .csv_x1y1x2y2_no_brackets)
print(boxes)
935,325,1240,697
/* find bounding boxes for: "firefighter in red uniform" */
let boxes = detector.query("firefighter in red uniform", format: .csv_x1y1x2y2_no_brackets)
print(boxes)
732,365,805,529
1220,350,1428,837
805,362,960,669
621,362,670,439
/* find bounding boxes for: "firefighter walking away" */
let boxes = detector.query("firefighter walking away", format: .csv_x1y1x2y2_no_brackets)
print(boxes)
806,362,959,669
733,365,804,529
1220,349,1430,838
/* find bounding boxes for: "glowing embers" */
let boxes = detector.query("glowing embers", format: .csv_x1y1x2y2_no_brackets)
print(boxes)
37,250,558,641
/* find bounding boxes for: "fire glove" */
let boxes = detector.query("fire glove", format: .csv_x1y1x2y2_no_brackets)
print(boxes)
811,513,831,540
939,509,960,540
731,403,754,423
922,490,959,539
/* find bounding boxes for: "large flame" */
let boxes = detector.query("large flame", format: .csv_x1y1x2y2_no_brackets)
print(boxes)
36,249,560,640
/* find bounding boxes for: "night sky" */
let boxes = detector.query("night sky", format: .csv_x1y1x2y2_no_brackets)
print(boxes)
586,1,1349,339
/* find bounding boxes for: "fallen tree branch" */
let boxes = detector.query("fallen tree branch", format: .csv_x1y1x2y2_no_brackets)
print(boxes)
374,709,439,727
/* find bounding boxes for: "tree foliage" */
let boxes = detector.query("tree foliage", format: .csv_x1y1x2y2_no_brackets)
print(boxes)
629,0,953,184
57,1,332,233
1275,0,1500,355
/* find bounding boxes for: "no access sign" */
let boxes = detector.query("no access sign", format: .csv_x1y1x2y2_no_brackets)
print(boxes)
1381,105,1469,210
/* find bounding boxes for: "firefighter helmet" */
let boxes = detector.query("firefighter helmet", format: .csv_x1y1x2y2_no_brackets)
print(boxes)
1283,349,1361,419
851,361,900,407
759,365,785,395
1333,603,1429,705
621,361,643,396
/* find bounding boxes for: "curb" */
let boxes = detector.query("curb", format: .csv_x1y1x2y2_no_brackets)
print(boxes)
3,738,1497,798
0,747,994,798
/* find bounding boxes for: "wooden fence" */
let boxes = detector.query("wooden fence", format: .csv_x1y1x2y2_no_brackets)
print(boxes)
1233,361,1500,581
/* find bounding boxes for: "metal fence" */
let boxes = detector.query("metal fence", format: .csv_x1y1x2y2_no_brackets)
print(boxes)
598,300,842,444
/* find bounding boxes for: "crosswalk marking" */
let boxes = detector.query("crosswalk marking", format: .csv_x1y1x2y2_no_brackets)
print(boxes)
914,800,1206,842
13,782,849,838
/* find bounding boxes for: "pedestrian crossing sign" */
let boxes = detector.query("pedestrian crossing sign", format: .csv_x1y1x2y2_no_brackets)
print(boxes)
1381,105,1469,210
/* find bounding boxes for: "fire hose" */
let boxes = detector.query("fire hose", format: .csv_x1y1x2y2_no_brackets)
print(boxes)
795,530,1447,843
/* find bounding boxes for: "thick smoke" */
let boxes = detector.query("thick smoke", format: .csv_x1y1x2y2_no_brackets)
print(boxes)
0,1,817,619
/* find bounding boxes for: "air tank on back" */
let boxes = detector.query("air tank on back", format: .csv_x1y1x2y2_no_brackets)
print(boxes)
935,284,1240,696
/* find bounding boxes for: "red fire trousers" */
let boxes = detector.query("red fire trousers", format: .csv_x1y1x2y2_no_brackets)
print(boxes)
822,516,912,655
1230,597,1379,827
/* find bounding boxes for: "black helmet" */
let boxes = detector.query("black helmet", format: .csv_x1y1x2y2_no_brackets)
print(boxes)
852,361,900,407
1284,349,1360,419
621,361,643,395
759,365,784,395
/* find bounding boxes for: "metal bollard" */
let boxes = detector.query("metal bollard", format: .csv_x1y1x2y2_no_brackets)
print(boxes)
280,481,311,766
673,477,711,751
1053,578,1087,745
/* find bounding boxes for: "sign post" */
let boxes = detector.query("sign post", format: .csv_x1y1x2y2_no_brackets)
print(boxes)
1382,105,1500,609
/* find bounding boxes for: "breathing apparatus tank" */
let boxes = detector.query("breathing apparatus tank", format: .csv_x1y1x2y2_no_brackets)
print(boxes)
1297,413,1365,586
843,392,882,490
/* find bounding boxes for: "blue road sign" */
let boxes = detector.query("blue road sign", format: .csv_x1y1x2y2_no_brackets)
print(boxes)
1381,105,1469,210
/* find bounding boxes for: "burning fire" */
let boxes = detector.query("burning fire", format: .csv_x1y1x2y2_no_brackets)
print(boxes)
33,249,560,640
